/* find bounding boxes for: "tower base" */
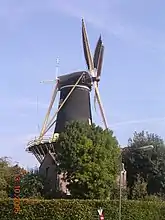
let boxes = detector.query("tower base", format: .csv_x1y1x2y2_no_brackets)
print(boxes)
26,136,69,197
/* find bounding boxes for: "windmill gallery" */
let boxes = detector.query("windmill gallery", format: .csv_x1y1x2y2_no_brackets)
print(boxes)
26,19,110,195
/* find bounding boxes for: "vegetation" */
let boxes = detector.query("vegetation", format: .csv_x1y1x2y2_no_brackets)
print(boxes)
131,175,148,200
19,169,44,198
56,121,120,199
0,158,44,199
1,128,165,201
1,127,165,218
1,199,165,220
0,157,27,198
122,131,165,199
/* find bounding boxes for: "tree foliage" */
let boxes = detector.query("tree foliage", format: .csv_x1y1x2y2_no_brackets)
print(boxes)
131,175,148,200
20,169,44,198
123,131,165,198
0,157,27,198
0,157,10,197
56,121,120,199
0,157,44,199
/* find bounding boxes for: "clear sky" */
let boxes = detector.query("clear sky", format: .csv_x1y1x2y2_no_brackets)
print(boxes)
0,0,165,168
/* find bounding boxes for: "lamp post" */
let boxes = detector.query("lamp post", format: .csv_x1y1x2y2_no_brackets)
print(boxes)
118,145,153,220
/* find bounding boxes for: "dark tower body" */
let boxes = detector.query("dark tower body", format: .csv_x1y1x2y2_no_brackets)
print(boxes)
55,71,92,133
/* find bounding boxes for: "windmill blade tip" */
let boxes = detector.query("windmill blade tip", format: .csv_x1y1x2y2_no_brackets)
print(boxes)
100,36,104,46
97,35,103,45
82,18,85,30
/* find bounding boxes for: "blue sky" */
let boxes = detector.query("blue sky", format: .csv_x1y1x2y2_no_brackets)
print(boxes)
0,0,165,168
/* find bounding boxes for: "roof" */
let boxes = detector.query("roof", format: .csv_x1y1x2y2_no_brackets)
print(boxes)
57,71,92,89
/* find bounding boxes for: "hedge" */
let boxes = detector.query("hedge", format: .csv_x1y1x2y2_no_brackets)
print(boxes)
0,199,165,220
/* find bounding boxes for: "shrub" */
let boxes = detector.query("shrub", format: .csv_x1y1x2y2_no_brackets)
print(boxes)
0,199,165,220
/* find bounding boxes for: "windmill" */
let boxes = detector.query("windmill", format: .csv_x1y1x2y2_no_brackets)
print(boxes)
26,19,108,193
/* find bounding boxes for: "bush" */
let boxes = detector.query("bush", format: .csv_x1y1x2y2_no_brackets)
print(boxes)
0,199,165,220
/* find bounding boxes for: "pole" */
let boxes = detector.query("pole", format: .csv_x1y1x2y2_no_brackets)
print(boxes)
119,165,122,220
118,144,153,220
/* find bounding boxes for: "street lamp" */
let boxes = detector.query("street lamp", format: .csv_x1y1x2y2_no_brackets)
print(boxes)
136,145,154,151
118,145,153,220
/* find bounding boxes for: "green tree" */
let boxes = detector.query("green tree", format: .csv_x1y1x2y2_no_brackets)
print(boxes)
123,131,165,198
131,175,148,199
0,157,27,198
0,157,44,199
0,157,9,198
56,121,120,199
20,169,44,198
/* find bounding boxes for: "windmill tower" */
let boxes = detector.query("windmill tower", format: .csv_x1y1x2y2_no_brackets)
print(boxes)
26,19,108,195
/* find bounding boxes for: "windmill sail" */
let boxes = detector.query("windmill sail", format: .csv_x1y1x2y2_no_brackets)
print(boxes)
82,19,94,72
96,45,104,78
93,36,104,78
93,36,102,68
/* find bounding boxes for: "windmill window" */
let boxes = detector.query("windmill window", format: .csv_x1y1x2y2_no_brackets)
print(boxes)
82,75,86,83
46,167,49,178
